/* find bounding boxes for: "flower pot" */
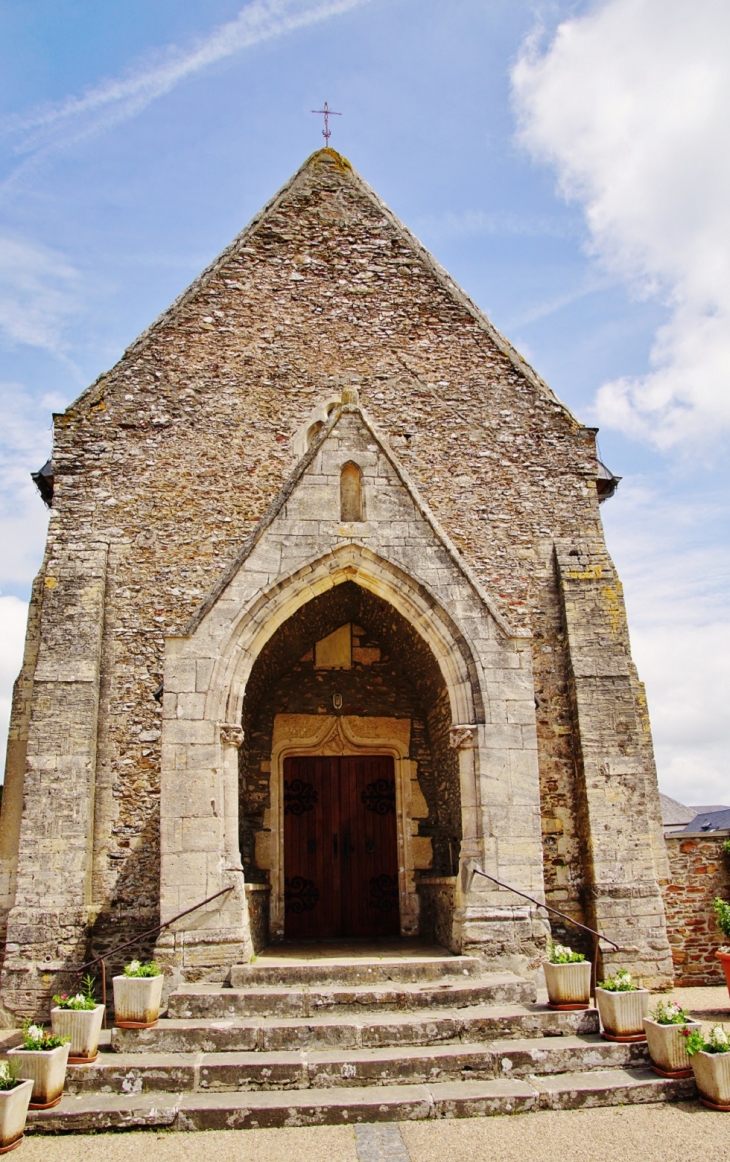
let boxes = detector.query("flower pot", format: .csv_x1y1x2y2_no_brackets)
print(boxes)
51,1005,105,1064
717,951,730,997
643,1017,702,1078
543,961,592,1010
112,974,164,1029
7,1043,70,1110
0,1079,34,1154
690,1050,730,1111
595,988,649,1042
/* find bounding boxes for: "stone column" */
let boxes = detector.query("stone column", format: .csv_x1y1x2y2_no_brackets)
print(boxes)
556,540,673,988
0,543,108,1021
157,637,251,977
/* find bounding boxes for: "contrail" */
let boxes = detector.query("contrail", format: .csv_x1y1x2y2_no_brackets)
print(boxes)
1,0,369,172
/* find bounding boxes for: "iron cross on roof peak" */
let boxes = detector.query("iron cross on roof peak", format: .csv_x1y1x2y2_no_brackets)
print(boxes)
311,101,342,147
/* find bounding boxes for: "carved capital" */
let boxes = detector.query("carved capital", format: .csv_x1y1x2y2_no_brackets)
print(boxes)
219,723,244,749
449,725,477,750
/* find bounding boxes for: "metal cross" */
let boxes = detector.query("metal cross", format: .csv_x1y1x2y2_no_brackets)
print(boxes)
311,101,342,147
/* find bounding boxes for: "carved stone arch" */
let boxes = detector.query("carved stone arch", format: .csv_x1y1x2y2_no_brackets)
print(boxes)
205,542,486,734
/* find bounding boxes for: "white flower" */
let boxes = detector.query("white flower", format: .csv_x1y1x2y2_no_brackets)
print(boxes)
26,1025,43,1042
711,1026,728,1046
126,960,140,974
73,994,84,1005
0,1063,10,1081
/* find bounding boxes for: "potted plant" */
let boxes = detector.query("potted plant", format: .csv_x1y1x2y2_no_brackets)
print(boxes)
714,898,730,995
684,1024,730,1110
0,1060,34,1155
7,1023,70,1110
643,998,702,1078
51,974,105,1064
113,960,164,1029
543,942,592,1011
595,968,649,1042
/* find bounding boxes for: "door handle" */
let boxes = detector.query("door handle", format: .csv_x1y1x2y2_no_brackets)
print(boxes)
333,833,338,859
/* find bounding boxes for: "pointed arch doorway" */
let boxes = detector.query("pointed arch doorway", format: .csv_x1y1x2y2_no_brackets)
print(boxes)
284,752,399,938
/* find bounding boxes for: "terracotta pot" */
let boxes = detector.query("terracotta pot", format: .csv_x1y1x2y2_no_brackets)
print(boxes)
690,1050,730,1111
595,987,649,1041
112,974,164,1029
7,1043,70,1110
0,1079,33,1154
717,950,730,996
543,961,592,1010
643,1016,702,1077
51,1004,105,1064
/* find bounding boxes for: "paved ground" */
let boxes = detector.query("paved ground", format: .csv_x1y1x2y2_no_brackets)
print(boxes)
18,1104,727,1161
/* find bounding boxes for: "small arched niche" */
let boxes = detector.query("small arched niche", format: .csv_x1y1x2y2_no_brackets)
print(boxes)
340,461,364,522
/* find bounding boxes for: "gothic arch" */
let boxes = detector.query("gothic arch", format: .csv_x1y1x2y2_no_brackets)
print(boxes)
203,542,486,734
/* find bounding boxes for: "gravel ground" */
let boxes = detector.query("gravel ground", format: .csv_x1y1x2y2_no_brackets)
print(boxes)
16,1104,728,1162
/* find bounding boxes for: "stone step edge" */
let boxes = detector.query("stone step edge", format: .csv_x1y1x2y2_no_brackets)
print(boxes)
110,1007,600,1053
170,977,534,1001
66,1035,648,1091
228,958,485,985
27,1069,695,1134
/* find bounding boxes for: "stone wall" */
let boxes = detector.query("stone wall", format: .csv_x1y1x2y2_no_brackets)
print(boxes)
0,146,671,1008
664,832,730,986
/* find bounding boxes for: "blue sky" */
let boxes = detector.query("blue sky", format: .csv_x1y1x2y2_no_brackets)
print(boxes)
1,0,728,805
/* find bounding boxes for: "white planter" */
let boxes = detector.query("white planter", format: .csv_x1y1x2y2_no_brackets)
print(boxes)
112,974,164,1029
691,1050,730,1110
543,960,592,1009
0,1079,33,1154
643,1017,701,1077
7,1043,70,1109
51,1005,105,1063
596,988,649,1041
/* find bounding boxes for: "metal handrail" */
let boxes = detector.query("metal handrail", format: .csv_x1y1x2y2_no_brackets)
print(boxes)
469,866,620,1000
73,884,235,1025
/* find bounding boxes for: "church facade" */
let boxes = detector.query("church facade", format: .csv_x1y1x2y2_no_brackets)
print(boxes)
0,149,673,1019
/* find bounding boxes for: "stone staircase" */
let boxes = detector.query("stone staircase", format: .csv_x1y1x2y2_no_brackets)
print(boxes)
26,951,695,1135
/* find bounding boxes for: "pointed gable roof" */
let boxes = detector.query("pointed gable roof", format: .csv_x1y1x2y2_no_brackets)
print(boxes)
68,148,573,424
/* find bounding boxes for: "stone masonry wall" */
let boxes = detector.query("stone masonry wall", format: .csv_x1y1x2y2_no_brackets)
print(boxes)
664,833,730,986
0,148,660,995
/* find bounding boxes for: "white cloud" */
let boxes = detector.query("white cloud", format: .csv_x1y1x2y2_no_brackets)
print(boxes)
0,0,369,187
0,382,54,588
0,597,29,776
512,0,730,447
0,236,81,353
603,480,730,805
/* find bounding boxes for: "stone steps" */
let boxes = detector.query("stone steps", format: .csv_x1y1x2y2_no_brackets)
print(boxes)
166,973,535,1019
66,1035,650,1095
27,1069,695,1134
112,1002,599,1054
230,955,483,987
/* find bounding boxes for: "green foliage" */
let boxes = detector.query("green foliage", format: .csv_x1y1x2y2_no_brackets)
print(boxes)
547,942,587,965
598,968,638,992
684,1024,730,1056
649,999,691,1026
21,1021,70,1051
53,974,98,1011
123,959,161,978
0,1061,20,1091
722,838,730,858
713,897,730,940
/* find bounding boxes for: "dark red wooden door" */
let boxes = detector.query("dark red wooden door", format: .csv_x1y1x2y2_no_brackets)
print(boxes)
283,755,399,938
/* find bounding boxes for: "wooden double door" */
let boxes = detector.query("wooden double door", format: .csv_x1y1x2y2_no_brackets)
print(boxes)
283,755,400,938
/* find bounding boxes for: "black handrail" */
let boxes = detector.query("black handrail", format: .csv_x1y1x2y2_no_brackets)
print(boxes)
73,884,235,1024
469,866,620,999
